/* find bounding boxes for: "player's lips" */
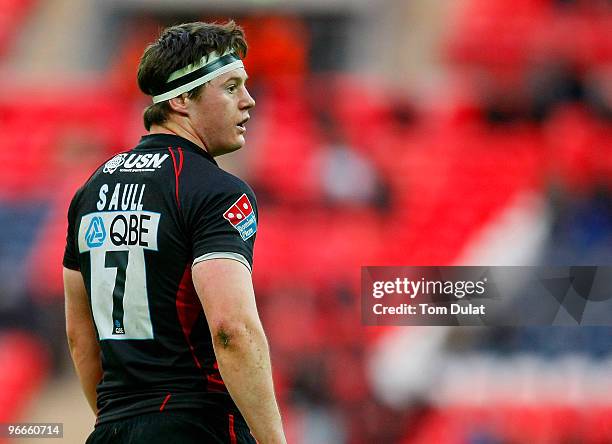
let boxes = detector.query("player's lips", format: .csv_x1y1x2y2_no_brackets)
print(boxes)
236,116,249,132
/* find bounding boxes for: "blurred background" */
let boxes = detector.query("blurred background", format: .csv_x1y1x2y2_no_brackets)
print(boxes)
0,0,611,442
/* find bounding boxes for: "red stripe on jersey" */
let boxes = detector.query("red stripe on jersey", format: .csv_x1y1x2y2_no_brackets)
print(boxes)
177,147,184,176
206,372,226,392
168,147,181,210
229,414,237,444
159,393,171,411
206,360,227,392
175,266,202,370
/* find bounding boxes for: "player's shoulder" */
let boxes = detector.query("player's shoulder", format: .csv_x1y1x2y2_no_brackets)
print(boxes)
181,150,255,199
69,149,129,195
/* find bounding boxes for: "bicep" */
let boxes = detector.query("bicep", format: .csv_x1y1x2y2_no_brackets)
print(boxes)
63,267,97,341
192,259,262,337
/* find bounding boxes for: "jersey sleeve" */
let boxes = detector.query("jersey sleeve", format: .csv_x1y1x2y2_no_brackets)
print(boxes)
185,177,258,272
62,191,81,270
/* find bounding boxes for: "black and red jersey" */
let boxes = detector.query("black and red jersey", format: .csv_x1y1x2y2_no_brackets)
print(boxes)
63,134,257,425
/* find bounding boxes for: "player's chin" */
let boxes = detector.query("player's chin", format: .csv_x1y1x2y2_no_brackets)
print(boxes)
232,135,246,150
219,138,245,155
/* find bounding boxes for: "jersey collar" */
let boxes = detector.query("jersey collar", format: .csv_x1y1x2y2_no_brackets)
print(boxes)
136,134,217,165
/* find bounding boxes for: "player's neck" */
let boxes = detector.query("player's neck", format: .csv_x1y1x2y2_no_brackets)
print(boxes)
149,122,209,154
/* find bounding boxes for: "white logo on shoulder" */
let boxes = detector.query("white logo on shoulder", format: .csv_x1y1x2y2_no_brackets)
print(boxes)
103,154,127,174
103,153,170,174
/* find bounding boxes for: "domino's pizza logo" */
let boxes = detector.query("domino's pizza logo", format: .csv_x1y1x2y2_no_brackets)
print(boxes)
223,194,257,241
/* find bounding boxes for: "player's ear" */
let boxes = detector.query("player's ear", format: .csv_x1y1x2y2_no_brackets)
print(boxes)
167,94,189,116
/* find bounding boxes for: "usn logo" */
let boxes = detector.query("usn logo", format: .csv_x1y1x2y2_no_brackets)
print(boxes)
103,153,169,174
85,216,106,248
223,194,257,241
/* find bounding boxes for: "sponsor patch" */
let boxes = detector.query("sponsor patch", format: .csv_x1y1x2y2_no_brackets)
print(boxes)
78,211,161,253
103,153,169,174
223,194,257,241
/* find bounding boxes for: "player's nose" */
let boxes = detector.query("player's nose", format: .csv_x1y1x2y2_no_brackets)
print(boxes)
241,87,255,110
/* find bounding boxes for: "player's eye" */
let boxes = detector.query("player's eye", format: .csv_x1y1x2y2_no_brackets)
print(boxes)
226,84,237,93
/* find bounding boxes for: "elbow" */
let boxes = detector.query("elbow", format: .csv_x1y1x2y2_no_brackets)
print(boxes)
211,319,266,351
214,323,235,349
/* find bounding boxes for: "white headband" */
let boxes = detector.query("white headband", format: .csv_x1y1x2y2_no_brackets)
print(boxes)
151,50,244,104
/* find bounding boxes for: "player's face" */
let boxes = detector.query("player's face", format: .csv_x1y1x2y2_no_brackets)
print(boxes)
187,68,255,157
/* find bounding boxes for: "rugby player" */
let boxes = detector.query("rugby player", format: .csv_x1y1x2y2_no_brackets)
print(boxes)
63,21,286,444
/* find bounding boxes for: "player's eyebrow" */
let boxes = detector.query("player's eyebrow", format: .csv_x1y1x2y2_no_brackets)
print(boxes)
223,75,248,85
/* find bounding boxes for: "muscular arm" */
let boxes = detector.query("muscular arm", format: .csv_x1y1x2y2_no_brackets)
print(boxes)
193,259,286,444
64,267,102,415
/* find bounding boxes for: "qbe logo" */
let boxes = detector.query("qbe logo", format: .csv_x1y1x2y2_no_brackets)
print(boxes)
85,216,106,248
78,211,160,254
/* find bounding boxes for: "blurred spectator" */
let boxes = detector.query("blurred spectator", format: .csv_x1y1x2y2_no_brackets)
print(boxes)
316,112,391,211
